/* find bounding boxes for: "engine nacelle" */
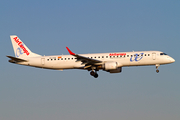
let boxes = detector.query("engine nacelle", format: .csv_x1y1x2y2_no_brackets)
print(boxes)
109,67,122,73
102,62,122,73
103,62,118,70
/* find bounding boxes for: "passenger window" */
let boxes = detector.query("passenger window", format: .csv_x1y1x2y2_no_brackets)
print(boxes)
102,56,104,58
106,56,108,58
61,58,63,60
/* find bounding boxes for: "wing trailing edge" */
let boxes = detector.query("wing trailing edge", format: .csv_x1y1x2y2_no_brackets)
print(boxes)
66,47,102,68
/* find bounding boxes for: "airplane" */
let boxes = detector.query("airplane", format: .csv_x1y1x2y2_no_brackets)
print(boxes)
7,35,175,78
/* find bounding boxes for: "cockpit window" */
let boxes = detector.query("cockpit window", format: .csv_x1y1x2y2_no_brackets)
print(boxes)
160,53,167,55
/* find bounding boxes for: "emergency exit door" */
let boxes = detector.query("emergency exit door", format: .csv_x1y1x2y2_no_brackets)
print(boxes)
41,58,45,65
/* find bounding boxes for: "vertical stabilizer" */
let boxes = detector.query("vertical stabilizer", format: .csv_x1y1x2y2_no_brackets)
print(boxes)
10,35,41,59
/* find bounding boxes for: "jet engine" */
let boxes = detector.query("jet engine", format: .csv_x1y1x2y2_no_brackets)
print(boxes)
102,62,122,73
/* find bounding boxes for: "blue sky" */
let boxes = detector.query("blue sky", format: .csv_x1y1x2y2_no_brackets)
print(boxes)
1,0,180,120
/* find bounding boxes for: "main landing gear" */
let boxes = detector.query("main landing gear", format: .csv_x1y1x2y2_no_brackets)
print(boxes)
90,70,98,78
156,64,160,73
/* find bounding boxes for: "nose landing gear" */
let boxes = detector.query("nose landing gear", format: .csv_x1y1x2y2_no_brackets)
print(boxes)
90,71,98,78
156,64,160,73
156,69,159,73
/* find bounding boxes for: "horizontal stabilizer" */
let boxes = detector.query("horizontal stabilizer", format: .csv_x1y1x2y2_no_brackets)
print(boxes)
7,56,27,63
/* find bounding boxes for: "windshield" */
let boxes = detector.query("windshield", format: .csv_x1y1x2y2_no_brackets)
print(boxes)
160,53,167,55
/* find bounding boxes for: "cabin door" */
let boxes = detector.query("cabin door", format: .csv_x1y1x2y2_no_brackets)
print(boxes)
152,53,156,60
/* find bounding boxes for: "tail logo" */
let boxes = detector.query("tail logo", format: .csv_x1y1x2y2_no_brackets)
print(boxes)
16,47,24,57
13,37,30,56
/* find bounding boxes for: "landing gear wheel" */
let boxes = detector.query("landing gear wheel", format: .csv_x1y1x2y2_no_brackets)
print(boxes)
155,64,160,73
90,71,95,76
90,71,99,78
94,73,98,78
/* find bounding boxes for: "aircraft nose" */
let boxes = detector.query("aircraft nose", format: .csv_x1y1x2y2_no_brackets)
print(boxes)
171,58,175,63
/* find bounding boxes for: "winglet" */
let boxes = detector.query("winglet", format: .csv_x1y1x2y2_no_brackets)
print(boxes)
66,47,75,55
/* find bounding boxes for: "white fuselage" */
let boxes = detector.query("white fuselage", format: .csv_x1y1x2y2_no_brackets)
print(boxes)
18,51,175,70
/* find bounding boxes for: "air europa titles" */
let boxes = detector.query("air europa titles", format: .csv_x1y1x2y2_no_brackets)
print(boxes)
109,53,126,56
13,37,30,56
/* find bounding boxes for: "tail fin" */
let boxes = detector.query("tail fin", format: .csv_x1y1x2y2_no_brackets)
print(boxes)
10,35,41,59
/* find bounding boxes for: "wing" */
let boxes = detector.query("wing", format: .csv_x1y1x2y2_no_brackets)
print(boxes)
7,56,27,63
66,47,102,68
